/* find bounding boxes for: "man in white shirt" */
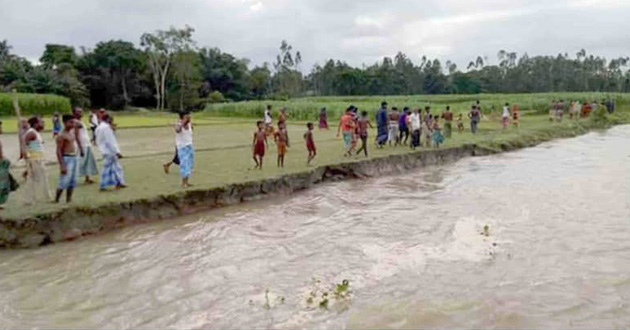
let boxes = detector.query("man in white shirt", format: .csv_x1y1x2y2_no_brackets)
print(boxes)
409,108,422,149
89,109,100,144
95,113,127,191
175,112,194,188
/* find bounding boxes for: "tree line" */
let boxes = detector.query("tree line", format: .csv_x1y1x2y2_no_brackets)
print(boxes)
1,25,629,111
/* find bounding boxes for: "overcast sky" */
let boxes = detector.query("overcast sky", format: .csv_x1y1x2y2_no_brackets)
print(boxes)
2,0,630,70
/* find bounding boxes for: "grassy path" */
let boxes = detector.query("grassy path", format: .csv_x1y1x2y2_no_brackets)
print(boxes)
0,109,628,220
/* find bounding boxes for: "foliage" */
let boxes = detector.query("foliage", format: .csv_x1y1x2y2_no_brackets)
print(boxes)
0,92,71,116
198,47,250,101
207,91,226,103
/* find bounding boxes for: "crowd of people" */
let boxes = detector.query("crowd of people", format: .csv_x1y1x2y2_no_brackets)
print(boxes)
0,97,617,208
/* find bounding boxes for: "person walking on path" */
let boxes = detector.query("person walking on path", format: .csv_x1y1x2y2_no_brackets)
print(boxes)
356,111,374,157
89,109,99,144
22,116,51,204
337,107,356,156
442,106,454,138
175,112,194,188
399,107,410,145
73,107,97,184
55,115,80,203
388,107,400,146
469,105,481,134
96,113,127,191
375,101,389,147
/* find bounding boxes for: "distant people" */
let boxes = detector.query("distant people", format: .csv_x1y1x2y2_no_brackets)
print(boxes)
432,117,444,148
399,107,410,145
457,113,465,132
278,107,287,127
264,105,273,136
469,105,481,134
409,108,421,149
423,106,432,126
0,121,18,209
556,100,565,122
581,101,591,118
23,116,51,204
96,113,127,191
356,111,374,157
55,115,79,203
549,100,556,122
252,121,267,169
73,107,97,184
52,112,61,139
274,123,289,168
350,107,359,154
89,109,99,143
502,103,511,129
422,114,433,147
318,108,328,129
442,106,454,137
304,123,316,166
337,106,356,156
605,98,615,114
512,104,520,127
388,107,400,146
375,101,389,147
175,112,194,188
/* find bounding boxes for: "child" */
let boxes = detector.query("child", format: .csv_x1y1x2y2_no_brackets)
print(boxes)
55,115,79,203
52,112,61,138
512,104,520,127
432,117,444,148
274,123,289,168
252,121,267,169
304,123,316,166
457,113,465,132
356,111,374,157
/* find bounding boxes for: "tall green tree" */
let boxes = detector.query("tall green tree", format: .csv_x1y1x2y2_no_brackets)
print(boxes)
140,26,196,110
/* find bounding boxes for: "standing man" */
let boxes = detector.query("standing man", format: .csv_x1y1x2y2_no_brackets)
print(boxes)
388,107,400,146
73,107,97,184
442,106,454,138
375,101,389,148
399,107,410,145
409,108,421,149
22,116,51,204
175,112,194,188
95,113,127,191
55,115,80,203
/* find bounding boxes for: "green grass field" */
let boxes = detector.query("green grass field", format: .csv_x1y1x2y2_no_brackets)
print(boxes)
1,93,628,220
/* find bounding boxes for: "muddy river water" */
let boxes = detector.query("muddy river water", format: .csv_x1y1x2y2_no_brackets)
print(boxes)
1,126,629,329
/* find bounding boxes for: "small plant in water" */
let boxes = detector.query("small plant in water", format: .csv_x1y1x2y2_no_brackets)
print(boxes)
481,225,490,237
304,278,352,311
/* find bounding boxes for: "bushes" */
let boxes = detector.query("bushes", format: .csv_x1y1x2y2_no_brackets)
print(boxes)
0,93,72,116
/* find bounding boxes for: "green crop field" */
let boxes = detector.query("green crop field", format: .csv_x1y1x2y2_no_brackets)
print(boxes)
0,93,628,220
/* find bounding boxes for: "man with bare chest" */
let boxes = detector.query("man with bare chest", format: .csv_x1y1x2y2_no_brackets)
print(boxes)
55,115,80,203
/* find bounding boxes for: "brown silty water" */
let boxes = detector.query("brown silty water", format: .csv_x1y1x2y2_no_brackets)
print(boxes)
0,126,629,329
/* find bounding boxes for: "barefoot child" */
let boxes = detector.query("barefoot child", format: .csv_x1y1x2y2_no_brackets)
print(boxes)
501,103,511,129
55,115,79,203
337,107,356,156
457,113,465,132
512,104,520,127
304,123,316,165
274,123,289,168
252,121,268,169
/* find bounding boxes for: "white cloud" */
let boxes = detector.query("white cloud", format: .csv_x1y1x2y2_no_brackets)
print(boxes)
1,0,629,70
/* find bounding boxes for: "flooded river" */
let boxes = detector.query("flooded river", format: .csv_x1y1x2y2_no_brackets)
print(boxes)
1,126,629,329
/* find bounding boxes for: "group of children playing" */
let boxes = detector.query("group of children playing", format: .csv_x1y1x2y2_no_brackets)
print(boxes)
252,105,317,169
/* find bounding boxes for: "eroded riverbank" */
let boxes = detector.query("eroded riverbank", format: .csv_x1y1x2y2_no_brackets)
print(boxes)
0,117,625,248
